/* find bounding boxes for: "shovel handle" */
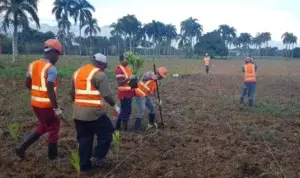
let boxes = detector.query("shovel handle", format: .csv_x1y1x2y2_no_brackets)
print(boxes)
153,63,164,127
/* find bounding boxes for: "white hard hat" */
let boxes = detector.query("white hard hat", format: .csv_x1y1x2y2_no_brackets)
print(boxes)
93,53,107,63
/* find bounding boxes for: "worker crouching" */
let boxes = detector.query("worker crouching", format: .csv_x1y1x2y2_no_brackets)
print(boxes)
240,57,258,107
134,67,167,133
71,53,120,172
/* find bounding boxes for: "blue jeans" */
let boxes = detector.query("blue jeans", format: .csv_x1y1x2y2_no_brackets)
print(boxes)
74,114,113,171
135,96,155,118
241,82,256,100
118,98,132,121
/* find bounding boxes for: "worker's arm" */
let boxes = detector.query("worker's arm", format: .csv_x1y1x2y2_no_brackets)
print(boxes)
93,72,116,107
25,69,32,89
70,79,75,102
46,67,59,109
25,76,32,90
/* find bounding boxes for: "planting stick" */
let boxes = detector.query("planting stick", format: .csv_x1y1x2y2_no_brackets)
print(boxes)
153,63,164,128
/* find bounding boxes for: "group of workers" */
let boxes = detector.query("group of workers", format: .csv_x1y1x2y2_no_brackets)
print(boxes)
14,38,256,174
15,39,167,173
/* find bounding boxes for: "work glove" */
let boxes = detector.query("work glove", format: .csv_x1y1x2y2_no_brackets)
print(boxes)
128,75,136,80
113,104,121,117
54,108,63,119
152,75,158,80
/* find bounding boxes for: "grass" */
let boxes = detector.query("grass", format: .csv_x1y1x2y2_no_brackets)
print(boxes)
248,101,300,117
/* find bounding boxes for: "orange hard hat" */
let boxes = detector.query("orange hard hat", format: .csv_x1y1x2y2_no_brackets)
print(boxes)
157,67,167,78
44,39,62,55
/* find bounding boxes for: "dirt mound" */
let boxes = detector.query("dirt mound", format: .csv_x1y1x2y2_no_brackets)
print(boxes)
1,73,300,178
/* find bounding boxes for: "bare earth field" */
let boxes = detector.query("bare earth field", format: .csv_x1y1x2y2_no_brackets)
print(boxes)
1,57,300,178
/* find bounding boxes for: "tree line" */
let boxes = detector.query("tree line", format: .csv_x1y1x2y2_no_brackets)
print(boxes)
0,0,299,62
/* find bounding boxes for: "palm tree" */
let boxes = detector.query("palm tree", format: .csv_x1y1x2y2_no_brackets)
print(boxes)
261,32,271,56
237,33,252,56
290,34,298,58
52,0,76,54
282,32,292,57
180,17,203,56
253,33,263,57
73,0,94,55
118,14,141,52
165,24,177,55
82,18,101,55
218,25,236,57
0,0,40,62
110,22,124,54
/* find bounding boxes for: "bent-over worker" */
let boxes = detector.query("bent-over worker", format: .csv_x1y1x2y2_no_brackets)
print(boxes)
134,67,167,133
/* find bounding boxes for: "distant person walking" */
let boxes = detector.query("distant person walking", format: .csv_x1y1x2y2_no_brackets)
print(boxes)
204,53,210,74
16,39,63,160
240,57,258,107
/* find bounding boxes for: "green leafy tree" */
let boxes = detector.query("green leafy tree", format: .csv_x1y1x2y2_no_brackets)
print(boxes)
0,0,40,62
194,30,228,57
110,22,125,54
261,32,271,56
218,24,236,57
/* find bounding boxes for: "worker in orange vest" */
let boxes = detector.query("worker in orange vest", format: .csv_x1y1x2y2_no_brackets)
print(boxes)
134,67,167,133
71,53,120,172
16,39,63,160
240,57,258,107
204,53,210,74
115,54,136,131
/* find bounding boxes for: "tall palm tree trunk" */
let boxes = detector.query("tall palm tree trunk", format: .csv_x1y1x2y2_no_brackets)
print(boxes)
12,25,18,63
79,24,82,56
265,42,268,56
89,33,92,55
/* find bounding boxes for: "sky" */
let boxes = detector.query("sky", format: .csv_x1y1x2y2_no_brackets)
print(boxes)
38,0,300,42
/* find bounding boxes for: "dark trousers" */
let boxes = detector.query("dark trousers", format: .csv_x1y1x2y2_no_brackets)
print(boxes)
205,65,209,74
117,98,132,121
74,114,114,171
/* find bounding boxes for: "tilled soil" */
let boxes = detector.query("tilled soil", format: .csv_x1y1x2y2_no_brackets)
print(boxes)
1,62,300,178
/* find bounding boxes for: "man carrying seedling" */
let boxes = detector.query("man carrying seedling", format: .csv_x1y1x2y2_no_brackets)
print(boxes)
16,39,63,160
71,53,120,172
134,67,167,133
115,54,136,131
204,53,210,74
240,57,258,107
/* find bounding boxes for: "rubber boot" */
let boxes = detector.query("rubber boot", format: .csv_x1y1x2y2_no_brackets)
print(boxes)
148,114,157,129
115,118,121,130
248,99,254,107
240,97,244,105
134,118,142,133
122,120,128,131
15,129,40,159
48,143,58,160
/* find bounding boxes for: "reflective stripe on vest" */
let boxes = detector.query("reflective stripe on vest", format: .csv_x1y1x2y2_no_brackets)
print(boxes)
30,60,57,108
74,64,104,107
244,64,256,82
136,80,156,97
117,65,134,92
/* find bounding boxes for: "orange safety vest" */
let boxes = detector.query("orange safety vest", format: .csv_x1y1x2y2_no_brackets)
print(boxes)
135,80,157,97
29,60,58,108
73,64,105,107
204,57,210,65
117,65,135,92
244,64,256,82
